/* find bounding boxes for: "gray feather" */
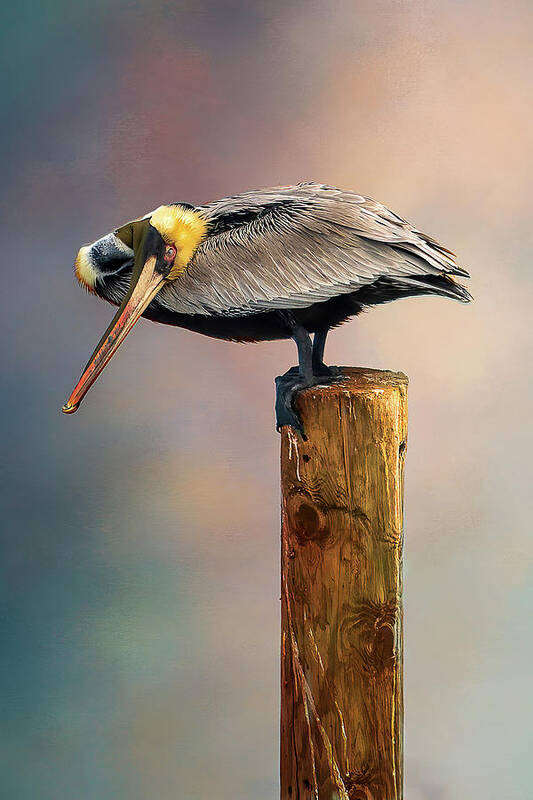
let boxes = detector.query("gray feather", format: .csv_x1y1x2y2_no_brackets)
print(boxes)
157,183,470,317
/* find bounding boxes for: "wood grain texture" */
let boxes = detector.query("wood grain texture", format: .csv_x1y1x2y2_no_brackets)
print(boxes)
280,367,408,800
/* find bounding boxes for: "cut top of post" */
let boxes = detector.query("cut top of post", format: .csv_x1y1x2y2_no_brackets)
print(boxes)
298,366,408,400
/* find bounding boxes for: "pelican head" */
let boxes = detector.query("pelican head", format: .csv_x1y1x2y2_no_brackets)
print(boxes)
62,205,207,414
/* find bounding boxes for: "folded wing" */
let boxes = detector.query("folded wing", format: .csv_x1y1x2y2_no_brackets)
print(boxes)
157,183,470,317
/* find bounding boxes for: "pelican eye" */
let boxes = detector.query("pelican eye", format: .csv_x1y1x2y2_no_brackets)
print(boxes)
164,245,177,263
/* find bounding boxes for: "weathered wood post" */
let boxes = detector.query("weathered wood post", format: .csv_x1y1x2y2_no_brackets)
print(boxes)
280,367,408,800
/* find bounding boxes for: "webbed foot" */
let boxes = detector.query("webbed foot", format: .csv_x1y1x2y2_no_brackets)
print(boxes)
275,369,345,438
275,373,306,437
312,362,341,378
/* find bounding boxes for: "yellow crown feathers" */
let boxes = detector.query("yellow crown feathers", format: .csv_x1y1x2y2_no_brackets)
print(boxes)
150,205,208,277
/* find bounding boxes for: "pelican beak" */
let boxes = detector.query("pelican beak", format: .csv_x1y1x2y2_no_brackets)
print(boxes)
62,255,166,414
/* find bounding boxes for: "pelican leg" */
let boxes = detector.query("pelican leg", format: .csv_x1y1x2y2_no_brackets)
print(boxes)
312,327,329,374
278,325,314,380
275,324,341,437
313,327,339,376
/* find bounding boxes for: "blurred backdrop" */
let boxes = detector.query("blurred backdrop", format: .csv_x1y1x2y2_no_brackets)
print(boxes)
1,1,532,798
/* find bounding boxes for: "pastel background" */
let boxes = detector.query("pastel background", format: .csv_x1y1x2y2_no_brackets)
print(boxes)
1,1,532,798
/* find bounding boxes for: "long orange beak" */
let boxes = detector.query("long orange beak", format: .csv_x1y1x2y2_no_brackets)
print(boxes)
62,256,166,414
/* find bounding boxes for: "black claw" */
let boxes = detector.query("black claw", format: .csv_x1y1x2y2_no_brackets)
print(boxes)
276,415,306,438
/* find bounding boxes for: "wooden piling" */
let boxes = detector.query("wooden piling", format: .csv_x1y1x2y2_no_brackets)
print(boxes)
280,367,408,800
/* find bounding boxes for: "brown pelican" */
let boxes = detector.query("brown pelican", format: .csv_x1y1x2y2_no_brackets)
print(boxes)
62,183,471,434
